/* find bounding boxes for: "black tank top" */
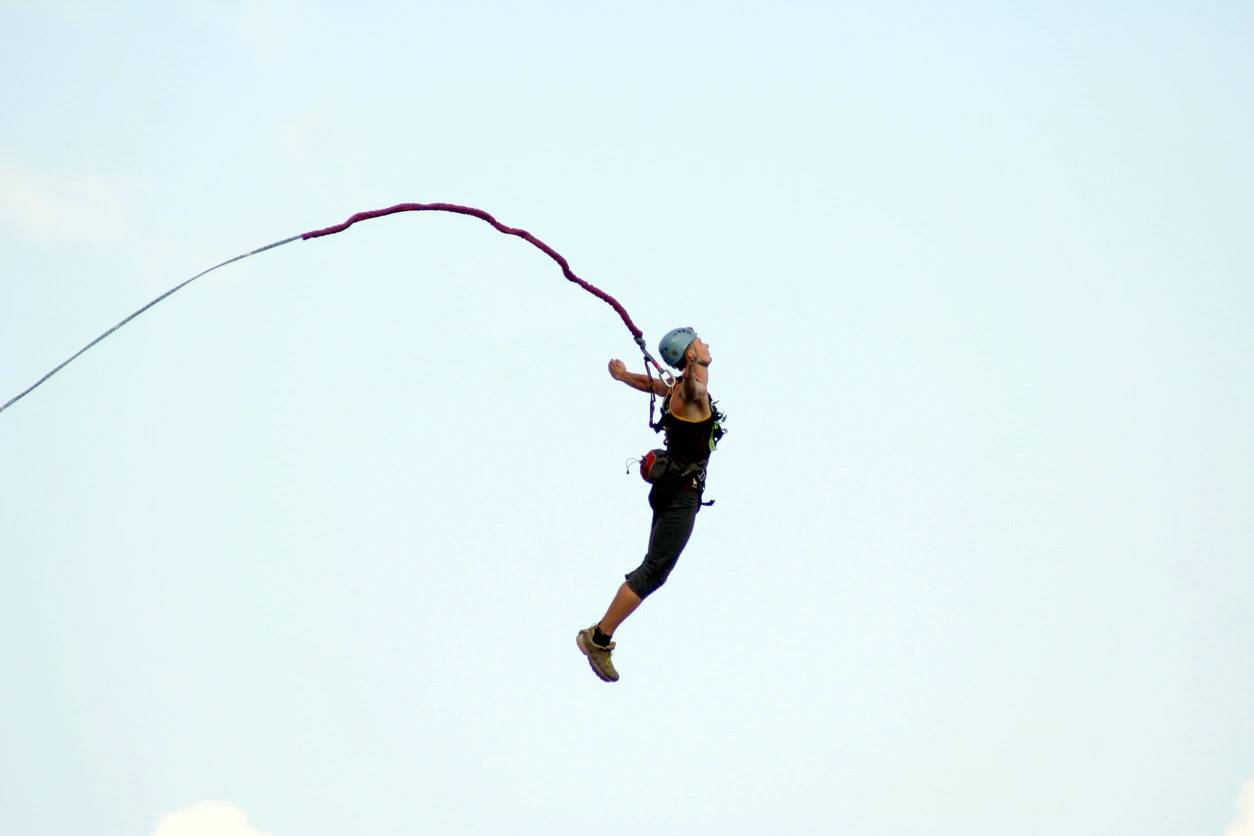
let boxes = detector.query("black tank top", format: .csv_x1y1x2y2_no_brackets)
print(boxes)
662,395,717,467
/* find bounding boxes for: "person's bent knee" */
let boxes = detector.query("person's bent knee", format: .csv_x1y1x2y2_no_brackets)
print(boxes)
625,567,670,600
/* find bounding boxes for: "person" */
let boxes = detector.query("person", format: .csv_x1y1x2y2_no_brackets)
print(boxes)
576,326,724,682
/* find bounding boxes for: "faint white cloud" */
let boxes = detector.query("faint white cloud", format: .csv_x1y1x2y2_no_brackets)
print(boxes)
1227,780,1254,836
0,160,128,243
152,801,272,836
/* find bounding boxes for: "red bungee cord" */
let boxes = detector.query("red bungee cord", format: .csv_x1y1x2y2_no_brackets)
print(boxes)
1,202,671,416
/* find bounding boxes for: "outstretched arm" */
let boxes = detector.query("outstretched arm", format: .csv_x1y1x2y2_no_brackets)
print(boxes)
608,359,671,396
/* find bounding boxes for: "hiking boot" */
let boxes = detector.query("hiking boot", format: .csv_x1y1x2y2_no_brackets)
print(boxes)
576,625,620,682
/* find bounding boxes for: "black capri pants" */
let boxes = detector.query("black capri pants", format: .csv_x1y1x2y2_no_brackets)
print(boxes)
624,479,703,599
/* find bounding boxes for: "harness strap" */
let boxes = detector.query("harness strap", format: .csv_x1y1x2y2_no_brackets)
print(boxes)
642,348,669,432
644,356,660,431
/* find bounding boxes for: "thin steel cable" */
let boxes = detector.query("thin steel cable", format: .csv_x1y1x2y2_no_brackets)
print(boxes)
0,234,301,415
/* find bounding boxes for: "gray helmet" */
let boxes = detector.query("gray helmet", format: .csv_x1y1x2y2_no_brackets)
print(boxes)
659,326,698,369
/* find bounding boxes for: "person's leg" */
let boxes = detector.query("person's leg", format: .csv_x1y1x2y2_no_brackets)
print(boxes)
577,486,700,682
609,487,701,634
597,582,642,637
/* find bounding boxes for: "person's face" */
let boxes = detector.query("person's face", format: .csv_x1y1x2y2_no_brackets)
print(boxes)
689,338,712,366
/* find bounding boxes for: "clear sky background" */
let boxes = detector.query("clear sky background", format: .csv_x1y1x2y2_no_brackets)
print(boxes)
2,2,1252,835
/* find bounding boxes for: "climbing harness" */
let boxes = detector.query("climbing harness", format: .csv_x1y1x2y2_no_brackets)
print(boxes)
1,202,671,417
630,387,726,509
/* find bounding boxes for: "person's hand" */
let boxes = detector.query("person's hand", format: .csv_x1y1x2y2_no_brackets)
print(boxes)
607,359,626,381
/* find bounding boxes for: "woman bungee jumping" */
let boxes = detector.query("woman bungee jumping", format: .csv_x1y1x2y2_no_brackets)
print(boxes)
577,326,725,683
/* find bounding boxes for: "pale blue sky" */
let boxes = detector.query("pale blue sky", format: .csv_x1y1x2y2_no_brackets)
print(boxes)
2,3,1253,835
